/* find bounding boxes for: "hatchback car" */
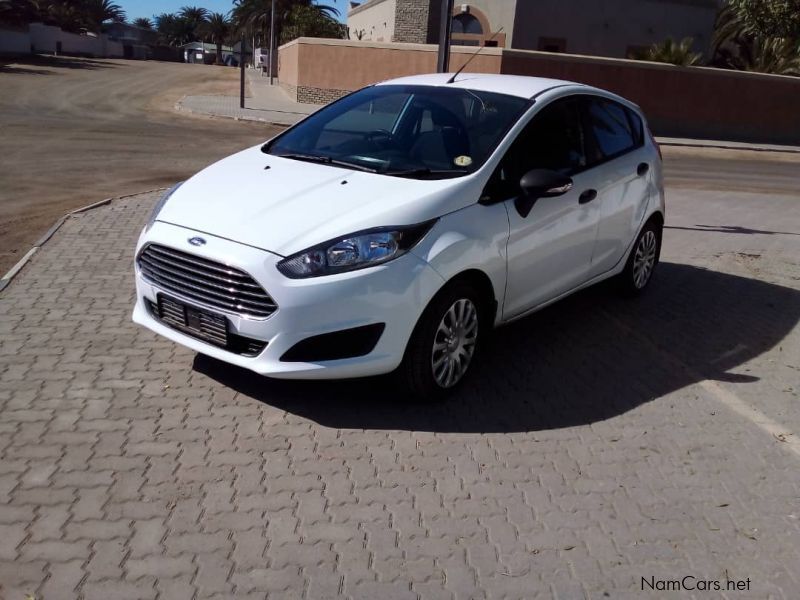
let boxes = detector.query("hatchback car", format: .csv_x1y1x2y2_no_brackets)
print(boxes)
133,73,664,398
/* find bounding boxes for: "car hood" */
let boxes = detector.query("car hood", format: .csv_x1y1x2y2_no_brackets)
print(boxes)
156,144,480,256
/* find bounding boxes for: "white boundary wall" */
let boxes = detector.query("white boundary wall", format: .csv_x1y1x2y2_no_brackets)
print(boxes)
0,28,30,54
0,24,123,57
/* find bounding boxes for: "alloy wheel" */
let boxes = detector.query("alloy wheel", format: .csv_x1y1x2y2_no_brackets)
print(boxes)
633,230,658,289
431,298,478,388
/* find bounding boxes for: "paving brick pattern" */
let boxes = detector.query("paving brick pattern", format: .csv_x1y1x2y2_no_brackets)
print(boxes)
1,189,799,599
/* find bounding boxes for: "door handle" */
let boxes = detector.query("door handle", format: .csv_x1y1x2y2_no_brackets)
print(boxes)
579,189,597,204
637,162,650,176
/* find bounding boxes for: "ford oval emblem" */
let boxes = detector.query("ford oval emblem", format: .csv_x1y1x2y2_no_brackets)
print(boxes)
188,236,206,246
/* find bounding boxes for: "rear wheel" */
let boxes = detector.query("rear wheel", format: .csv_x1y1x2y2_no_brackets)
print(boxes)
620,219,662,295
400,283,484,400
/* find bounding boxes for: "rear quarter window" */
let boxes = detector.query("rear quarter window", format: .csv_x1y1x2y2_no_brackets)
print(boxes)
625,108,645,147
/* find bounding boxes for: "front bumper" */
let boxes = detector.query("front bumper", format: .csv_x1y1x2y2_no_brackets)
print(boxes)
132,221,445,379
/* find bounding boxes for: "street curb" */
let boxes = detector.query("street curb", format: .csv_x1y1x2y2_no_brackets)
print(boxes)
174,96,293,129
0,188,168,294
657,139,800,155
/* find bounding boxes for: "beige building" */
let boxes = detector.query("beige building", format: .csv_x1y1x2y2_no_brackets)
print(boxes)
347,0,720,58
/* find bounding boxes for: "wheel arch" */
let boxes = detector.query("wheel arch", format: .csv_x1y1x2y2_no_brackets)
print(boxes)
398,267,498,395
445,269,498,325
644,210,664,260
647,210,664,228
413,268,499,335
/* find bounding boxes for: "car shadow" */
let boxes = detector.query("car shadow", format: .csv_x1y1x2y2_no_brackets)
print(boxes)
0,55,120,74
665,224,800,236
193,262,800,433
0,64,55,75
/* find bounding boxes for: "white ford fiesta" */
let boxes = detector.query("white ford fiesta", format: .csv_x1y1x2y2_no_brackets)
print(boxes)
133,73,664,398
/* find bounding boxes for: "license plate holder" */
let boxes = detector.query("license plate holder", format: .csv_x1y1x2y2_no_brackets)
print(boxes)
157,294,229,347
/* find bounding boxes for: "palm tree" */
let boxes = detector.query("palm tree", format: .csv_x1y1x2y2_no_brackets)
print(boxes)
203,12,231,64
155,12,194,46
642,37,703,66
280,4,345,44
46,0,84,32
712,4,747,56
232,0,339,49
711,3,800,76
133,17,153,30
179,5,209,39
722,36,800,75
0,0,46,28
81,0,126,31
744,37,800,75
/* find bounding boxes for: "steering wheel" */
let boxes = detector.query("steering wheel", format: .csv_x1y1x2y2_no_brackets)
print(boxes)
365,129,394,148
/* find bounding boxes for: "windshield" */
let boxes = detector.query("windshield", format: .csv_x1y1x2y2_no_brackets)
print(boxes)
264,85,530,179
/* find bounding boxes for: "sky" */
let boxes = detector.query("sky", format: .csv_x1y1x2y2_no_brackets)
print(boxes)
123,0,349,23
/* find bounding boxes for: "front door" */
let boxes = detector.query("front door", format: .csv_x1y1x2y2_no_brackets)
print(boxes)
488,96,602,320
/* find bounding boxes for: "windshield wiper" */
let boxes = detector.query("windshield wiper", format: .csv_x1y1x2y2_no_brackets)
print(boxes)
274,152,377,173
382,167,467,179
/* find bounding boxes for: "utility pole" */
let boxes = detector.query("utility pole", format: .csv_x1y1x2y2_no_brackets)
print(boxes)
239,34,245,109
269,0,276,85
436,0,454,73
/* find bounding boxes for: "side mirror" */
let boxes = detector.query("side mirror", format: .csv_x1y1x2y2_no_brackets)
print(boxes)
515,169,573,217
520,169,573,198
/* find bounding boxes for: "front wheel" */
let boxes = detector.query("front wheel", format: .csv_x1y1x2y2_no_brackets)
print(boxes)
399,283,484,400
620,219,662,295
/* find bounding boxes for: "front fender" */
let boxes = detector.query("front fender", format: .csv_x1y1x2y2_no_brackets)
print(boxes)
410,203,510,326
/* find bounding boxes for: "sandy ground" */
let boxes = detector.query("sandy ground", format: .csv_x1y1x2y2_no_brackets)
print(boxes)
1,56,798,274
0,56,280,273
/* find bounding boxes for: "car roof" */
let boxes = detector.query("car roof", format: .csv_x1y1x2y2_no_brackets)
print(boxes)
375,73,589,99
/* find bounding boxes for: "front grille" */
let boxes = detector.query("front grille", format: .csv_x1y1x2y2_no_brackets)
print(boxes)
137,244,277,318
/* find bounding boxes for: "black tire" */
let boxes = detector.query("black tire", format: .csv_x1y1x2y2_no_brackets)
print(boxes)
619,218,662,296
399,282,485,401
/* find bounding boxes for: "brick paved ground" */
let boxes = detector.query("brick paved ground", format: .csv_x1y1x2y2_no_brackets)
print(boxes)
1,188,799,599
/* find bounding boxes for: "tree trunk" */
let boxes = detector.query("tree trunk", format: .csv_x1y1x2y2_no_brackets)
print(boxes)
216,42,222,65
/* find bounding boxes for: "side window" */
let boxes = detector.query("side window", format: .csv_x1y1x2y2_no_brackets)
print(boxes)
585,98,636,162
487,97,586,199
418,108,434,133
626,108,644,147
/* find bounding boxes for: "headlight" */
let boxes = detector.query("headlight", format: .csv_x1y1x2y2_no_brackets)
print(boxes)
277,221,436,279
144,182,183,232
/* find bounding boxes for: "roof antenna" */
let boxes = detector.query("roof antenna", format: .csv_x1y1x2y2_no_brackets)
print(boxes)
446,27,504,84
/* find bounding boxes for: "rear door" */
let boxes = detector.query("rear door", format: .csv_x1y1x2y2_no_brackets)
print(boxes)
581,97,653,277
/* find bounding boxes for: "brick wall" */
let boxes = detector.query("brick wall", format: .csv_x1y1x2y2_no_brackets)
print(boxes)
393,0,433,43
296,86,351,104
277,38,800,144
280,81,349,105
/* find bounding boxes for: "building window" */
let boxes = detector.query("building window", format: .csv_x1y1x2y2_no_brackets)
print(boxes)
449,6,505,48
538,37,566,53
452,13,483,35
